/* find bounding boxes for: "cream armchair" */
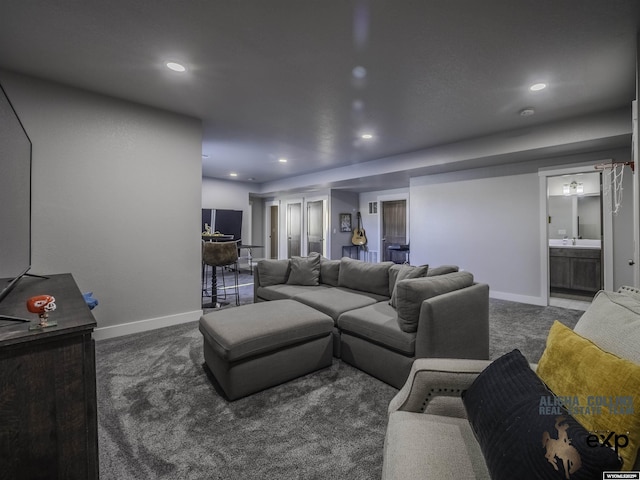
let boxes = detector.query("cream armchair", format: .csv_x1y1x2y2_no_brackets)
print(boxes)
382,287,640,479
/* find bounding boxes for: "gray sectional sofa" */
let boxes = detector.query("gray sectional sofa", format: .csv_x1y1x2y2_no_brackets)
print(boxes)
253,254,490,389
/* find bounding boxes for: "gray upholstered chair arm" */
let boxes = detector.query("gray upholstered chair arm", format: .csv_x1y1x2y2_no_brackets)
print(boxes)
388,358,492,414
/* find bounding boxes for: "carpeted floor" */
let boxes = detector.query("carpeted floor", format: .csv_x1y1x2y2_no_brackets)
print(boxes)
96,279,585,479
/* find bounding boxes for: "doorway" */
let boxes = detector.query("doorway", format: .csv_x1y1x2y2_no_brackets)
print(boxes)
269,205,279,259
287,202,302,257
307,200,324,256
381,200,407,262
546,171,604,306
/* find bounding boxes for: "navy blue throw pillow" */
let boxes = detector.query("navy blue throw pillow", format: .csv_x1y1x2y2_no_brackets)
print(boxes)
461,349,622,479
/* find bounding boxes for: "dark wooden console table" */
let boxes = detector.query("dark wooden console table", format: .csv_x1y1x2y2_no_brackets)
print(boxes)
0,273,98,479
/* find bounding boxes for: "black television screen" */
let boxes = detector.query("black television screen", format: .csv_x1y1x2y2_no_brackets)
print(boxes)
0,82,32,303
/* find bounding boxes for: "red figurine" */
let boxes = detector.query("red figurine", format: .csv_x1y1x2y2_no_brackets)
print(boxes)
26,295,57,328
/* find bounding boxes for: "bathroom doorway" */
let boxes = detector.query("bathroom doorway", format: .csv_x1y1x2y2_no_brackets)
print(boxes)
546,171,603,307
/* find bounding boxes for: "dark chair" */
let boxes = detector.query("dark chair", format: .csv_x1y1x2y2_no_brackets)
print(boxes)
202,241,240,307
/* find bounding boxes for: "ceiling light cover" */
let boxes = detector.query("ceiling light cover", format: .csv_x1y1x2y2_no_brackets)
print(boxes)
166,62,186,72
361,133,373,139
278,158,288,163
529,83,547,91
229,172,238,177
519,108,535,117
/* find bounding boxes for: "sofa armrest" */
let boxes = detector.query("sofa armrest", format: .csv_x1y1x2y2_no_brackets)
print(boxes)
388,358,491,414
415,282,489,360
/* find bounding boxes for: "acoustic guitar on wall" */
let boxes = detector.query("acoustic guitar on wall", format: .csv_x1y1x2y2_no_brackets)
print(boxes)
352,212,367,245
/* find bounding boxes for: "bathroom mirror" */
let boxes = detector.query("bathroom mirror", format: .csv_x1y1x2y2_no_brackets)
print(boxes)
547,172,601,241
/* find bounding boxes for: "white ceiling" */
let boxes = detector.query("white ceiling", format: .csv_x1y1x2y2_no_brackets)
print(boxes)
0,1,638,190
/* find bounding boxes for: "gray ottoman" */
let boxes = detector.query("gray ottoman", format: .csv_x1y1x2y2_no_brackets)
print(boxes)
199,299,334,400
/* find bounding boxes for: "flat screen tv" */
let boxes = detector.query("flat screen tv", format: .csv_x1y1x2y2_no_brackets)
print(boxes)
0,81,32,307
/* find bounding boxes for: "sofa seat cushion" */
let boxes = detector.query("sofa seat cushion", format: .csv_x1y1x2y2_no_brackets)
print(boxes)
292,287,382,322
574,290,640,364
382,411,489,480
256,284,332,301
338,302,416,356
199,299,333,363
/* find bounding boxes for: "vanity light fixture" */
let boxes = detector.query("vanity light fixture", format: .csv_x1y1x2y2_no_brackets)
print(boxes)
166,62,187,72
563,181,584,196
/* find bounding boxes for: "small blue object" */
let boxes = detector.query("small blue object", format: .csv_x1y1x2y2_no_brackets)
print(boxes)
83,292,99,310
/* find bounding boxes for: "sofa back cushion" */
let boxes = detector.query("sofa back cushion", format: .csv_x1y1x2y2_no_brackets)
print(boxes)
395,271,474,333
320,257,340,286
257,259,291,287
574,290,640,365
287,252,321,286
338,257,394,297
426,265,459,277
388,264,429,307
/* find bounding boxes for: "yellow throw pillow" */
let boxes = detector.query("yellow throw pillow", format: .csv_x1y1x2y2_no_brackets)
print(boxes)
537,321,640,469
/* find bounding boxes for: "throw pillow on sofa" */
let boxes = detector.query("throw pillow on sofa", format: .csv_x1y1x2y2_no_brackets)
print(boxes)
256,259,291,286
537,321,640,470
462,349,622,480
394,271,473,333
388,264,429,308
338,257,394,297
287,252,321,286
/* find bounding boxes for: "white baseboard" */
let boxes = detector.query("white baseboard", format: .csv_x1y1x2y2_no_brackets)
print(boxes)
490,290,547,306
93,309,203,341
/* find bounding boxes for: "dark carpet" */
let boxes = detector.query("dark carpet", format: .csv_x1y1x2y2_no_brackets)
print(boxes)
96,280,585,480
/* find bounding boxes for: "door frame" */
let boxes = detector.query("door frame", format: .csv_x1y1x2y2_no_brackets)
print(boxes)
283,198,304,259
538,163,614,305
377,193,409,263
264,200,279,259
303,195,329,257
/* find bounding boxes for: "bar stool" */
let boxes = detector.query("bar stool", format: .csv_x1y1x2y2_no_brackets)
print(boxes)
202,241,240,307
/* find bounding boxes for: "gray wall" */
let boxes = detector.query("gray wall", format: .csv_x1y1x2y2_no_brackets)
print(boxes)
408,148,633,303
330,190,359,259
0,71,203,338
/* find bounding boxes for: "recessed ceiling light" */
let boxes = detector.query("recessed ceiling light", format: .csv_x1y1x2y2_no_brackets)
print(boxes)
229,172,238,177
352,66,367,79
519,108,535,116
201,154,209,159
529,83,547,91
278,158,288,163
361,133,373,139
166,62,186,72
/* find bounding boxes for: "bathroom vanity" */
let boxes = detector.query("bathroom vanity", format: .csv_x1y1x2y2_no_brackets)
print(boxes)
549,241,602,294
